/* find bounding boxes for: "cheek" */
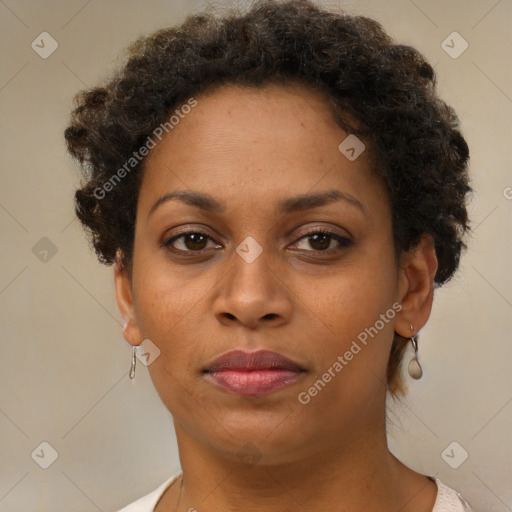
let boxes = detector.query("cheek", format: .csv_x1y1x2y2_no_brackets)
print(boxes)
303,252,397,332
131,265,206,416
307,283,395,370
295,289,396,423
131,259,208,370
297,251,398,385
132,232,208,327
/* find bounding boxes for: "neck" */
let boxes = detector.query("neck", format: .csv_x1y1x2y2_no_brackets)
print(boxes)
161,417,435,512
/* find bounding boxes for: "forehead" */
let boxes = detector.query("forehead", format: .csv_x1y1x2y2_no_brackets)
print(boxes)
146,81,345,162
137,82,383,215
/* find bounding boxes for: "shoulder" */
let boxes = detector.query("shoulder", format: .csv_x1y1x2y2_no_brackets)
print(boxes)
431,478,474,512
114,473,475,512
115,472,182,512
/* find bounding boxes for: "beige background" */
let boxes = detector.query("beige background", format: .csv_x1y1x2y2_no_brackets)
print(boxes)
0,0,511,510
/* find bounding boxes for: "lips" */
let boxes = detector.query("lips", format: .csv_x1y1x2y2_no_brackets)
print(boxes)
203,349,306,397
205,349,305,373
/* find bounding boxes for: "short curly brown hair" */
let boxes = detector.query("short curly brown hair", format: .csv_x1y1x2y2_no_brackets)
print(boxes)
64,0,471,397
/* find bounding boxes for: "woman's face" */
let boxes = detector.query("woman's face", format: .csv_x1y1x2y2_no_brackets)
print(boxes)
116,83,414,463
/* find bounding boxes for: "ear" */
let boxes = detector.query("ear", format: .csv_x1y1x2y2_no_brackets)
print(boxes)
395,235,438,337
114,250,142,347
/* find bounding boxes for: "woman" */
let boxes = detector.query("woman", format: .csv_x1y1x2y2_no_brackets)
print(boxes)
64,0,473,510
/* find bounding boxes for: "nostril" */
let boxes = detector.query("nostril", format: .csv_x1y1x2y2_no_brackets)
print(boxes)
264,313,278,320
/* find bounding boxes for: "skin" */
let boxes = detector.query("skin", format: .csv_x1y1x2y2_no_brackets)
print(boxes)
114,82,439,511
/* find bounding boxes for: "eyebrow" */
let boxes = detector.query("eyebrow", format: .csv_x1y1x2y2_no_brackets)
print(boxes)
147,189,365,219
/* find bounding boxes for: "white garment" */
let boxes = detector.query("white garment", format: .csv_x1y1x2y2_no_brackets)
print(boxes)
116,472,473,511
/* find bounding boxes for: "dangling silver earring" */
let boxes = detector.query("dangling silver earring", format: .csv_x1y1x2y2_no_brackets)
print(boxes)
129,345,137,380
407,324,423,379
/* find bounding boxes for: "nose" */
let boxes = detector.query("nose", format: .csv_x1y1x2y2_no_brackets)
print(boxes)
213,244,292,330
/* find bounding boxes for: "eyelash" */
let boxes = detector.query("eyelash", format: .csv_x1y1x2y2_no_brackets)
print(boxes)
161,227,353,256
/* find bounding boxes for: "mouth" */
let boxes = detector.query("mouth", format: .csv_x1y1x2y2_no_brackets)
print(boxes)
203,349,306,397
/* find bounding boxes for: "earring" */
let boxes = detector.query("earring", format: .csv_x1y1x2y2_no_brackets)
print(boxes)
129,345,137,380
407,326,423,380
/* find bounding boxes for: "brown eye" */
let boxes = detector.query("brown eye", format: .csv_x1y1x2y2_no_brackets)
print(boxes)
294,230,352,253
163,231,221,252
307,233,331,251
